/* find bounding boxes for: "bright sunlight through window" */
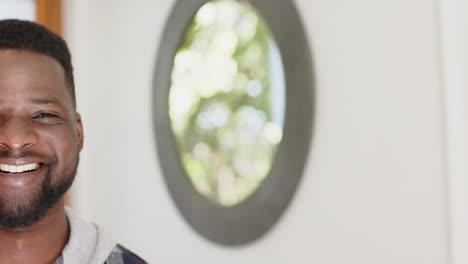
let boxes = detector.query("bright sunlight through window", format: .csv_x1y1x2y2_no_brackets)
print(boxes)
169,0,285,207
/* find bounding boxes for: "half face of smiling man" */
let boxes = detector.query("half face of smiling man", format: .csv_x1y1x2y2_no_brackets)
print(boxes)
0,20,146,263
0,37,82,232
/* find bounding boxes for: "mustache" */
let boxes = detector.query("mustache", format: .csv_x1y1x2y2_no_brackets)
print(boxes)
0,150,50,160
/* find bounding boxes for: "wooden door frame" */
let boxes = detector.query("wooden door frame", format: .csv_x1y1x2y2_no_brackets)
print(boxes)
35,0,62,35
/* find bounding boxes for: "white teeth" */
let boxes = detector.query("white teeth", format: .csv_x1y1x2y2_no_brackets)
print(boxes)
0,163,40,174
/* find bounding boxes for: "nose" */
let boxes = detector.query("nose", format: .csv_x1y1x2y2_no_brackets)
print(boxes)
0,117,38,151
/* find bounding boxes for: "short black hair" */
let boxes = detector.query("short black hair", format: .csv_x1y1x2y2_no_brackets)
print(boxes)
0,19,75,108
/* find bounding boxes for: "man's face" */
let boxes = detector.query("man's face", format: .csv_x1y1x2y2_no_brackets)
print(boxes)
0,50,83,229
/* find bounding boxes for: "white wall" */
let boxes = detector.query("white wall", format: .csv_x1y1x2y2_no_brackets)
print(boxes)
64,0,451,263
439,0,467,262
0,0,35,21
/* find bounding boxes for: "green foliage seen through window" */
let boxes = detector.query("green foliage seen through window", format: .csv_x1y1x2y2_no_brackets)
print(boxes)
169,0,285,207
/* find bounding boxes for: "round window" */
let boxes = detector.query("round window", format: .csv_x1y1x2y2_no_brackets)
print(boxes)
154,0,314,245
169,0,285,207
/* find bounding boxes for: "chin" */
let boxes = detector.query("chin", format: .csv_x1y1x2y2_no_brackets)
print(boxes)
0,165,76,230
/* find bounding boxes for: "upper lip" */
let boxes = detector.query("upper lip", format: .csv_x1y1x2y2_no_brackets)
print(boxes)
0,158,47,167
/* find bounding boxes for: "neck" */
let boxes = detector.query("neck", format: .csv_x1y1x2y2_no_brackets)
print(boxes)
0,199,69,264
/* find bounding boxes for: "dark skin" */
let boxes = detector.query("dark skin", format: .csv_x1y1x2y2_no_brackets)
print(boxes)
0,50,83,263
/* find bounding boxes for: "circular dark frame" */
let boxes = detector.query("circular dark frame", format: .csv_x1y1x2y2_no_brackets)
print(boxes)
153,0,314,245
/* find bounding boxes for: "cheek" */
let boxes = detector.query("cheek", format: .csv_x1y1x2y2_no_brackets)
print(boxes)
37,125,80,158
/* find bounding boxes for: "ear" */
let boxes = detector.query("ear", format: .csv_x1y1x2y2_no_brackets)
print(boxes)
75,112,84,151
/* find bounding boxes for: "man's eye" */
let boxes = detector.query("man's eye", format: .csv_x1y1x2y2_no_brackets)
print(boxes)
33,113,60,119
32,112,63,125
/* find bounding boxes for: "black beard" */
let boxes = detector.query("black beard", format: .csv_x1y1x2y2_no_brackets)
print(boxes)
0,156,78,230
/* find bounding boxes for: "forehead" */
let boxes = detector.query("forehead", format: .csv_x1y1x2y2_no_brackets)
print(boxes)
0,49,71,105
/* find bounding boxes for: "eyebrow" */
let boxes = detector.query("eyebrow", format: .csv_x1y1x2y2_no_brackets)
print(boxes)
29,98,60,105
0,97,62,105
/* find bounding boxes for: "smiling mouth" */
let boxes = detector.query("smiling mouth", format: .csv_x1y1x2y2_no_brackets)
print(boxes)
0,163,42,174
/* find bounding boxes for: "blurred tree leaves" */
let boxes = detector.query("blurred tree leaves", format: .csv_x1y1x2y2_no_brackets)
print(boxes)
169,0,284,206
